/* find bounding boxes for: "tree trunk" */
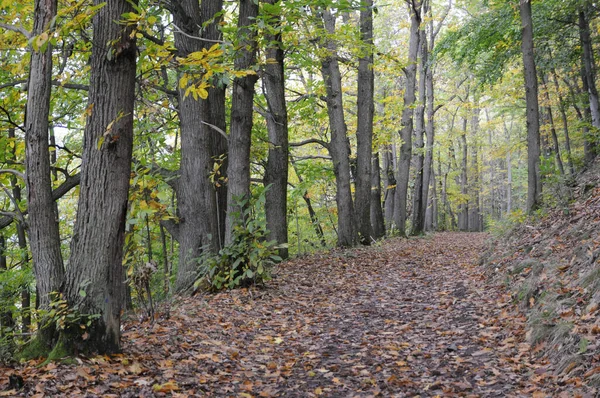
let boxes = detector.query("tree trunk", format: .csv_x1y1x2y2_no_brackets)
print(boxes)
382,144,396,227
458,119,468,231
370,152,385,239
224,0,259,245
550,68,574,175
291,159,327,247
520,0,542,213
24,0,65,349
319,8,356,247
579,8,599,164
468,105,481,232
540,73,565,175
263,0,289,259
355,0,374,244
393,0,421,236
411,26,427,236
63,0,137,354
170,0,222,291
0,234,13,334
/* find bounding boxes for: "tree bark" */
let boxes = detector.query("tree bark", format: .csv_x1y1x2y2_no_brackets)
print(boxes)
355,0,374,244
382,145,396,228
24,0,64,348
468,105,481,232
370,152,385,239
393,0,421,236
64,0,137,354
458,118,468,231
519,0,542,213
411,25,427,236
170,0,223,292
263,0,289,258
224,0,259,245
319,8,356,247
550,68,574,175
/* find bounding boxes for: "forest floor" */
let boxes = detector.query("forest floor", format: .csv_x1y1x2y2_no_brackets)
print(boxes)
0,232,594,397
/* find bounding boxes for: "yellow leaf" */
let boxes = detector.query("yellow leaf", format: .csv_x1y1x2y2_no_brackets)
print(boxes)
314,387,323,395
147,15,157,25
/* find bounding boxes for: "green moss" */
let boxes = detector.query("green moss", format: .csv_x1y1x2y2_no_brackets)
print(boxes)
17,337,51,361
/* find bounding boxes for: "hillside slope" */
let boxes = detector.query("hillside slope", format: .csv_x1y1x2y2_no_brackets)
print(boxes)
484,159,600,389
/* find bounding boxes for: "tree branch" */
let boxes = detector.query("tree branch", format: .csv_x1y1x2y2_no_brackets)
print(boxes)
0,172,81,230
289,138,329,149
0,169,25,181
0,22,31,38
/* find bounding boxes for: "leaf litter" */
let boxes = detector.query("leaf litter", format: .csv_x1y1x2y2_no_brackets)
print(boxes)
1,232,596,396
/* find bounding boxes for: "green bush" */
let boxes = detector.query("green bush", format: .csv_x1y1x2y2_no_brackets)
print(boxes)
195,192,282,292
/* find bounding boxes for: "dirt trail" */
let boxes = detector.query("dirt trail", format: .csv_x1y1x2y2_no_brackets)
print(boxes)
1,232,583,397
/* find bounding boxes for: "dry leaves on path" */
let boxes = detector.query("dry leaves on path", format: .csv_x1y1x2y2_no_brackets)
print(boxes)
1,232,595,397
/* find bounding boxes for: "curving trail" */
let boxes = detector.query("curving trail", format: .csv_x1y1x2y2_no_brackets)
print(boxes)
1,232,587,397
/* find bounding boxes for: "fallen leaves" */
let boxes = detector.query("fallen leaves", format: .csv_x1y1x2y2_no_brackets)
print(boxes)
0,232,596,396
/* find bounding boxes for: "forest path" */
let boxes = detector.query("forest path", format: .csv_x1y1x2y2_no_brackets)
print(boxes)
2,232,569,397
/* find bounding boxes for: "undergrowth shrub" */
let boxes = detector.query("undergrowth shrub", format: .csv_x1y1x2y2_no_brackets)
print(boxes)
195,192,282,292
488,209,527,237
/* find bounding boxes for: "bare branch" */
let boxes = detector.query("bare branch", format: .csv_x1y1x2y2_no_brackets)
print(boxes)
0,172,81,230
201,120,228,141
172,23,225,44
289,138,329,149
0,169,25,181
0,22,31,38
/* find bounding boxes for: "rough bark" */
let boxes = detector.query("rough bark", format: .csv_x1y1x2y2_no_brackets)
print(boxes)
24,0,64,348
355,0,374,244
393,0,421,236
370,152,386,239
64,0,137,354
170,0,222,292
319,8,356,247
263,0,289,258
224,0,259,245
411,26,427,236
519,0,542,213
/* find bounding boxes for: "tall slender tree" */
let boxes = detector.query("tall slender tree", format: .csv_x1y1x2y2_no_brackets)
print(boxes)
24,0,64,348
263,0,290,258
355,0,375,243
394,0,421,236
224,0,259,245
519,0,542,213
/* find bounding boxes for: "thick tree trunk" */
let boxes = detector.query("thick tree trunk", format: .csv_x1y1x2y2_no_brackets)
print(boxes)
263,0,289,259
320,8,356,247
394,1,421,236
224,0,259,245
411,27,427,236
25,0,64,348
370,153,386,239
64,0,137,354
519,0,542,213
170,0,222,291
355,0,374,244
